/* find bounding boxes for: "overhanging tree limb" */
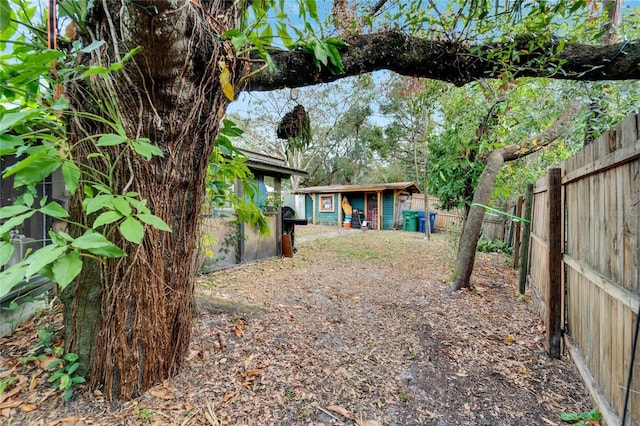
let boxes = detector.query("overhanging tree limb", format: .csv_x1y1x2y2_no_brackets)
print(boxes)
246,31,640,90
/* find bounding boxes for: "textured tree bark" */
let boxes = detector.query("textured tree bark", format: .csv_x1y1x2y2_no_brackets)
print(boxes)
64,0,243,399
247,32,640,90
448,151,506,293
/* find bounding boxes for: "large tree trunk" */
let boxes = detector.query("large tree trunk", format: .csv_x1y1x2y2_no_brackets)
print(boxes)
448,150,505,293
62,0,243,399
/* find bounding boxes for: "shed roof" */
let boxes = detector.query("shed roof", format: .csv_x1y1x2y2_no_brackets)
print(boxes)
294,182,421,194
238,148,309,179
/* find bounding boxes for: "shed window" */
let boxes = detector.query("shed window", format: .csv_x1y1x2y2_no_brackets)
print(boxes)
319,195,334,212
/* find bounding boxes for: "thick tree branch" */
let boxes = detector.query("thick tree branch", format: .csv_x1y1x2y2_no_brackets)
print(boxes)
246,31,640,90
499,102,583,161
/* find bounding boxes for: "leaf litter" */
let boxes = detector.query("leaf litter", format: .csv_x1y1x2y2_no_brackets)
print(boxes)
0,226,594,425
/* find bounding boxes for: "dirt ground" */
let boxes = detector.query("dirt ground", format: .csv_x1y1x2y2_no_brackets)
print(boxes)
1,225,595,426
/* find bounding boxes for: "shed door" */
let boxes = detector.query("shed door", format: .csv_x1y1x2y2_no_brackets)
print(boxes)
365,193,378,230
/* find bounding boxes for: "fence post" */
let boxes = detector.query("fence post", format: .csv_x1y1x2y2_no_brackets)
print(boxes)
518,185,533,295
547,168,562,359
512,195,524,268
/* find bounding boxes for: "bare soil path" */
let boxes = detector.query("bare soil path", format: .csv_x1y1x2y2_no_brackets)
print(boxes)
1,226,594,425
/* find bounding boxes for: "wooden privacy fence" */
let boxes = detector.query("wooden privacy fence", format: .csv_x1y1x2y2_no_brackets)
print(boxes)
527,112,640,425
411,194,512,240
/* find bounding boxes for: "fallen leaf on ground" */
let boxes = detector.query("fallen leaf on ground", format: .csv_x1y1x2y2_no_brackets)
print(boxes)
243,369,264,377
327,405,354,419
222,390,236,403
147,385,174,400
19,403,37,412
0,400,23,409
46,416,81,426
0,385,23,404
540,415,558,425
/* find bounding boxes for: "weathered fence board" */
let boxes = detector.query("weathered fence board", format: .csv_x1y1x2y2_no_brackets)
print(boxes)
528,111,640,425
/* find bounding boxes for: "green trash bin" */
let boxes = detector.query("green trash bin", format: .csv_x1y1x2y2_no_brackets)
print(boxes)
402,209,419,232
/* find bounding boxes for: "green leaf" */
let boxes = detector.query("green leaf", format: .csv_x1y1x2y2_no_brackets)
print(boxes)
40,202,69,219
71,230,114,249
96,133,127,147
131,139,163,160
325,38,349,48
79,40,106,53
223,29,242,38
0,109,42,133
52,250,82,289
16,192,34,208
119,216,144,244
276,24,293,47
220,119,244,137
313,41,328,66
325,43,345,73
0,0,13,34
230,34,249,51
66,362,79,375
84,194,113,215
0,133,23,155
55,231,74,243
64,353,79,362
61,161,81,194
0,241,15,267
121,46,143,63
25,244,67,278
7,154,60,188
82,65,109,78
0,211,37,234
92,210,123,228
47,362,63,374
260,24,273,42
87,244,126,258
0,263,28,300
0,204,31,220
112,196,132,216
305,0,318,20
63,387,73,402
58,374,70,389
70,231,125,257
91,183,113,195
137,214,172,232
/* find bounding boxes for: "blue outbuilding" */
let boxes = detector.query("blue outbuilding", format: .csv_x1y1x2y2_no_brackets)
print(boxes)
294,182,421,230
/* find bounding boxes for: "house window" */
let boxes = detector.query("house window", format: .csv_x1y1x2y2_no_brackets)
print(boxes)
319,195,334,212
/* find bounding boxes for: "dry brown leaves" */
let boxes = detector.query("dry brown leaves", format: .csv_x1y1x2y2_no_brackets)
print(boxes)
0,227,594,425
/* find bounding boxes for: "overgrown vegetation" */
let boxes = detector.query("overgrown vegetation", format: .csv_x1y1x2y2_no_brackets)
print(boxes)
477,236,512,255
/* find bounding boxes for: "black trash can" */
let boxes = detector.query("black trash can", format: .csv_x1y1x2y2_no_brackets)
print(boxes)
351,209,365,229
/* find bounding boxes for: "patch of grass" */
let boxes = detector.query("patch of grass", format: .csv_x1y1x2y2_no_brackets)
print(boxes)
335,245,379,259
